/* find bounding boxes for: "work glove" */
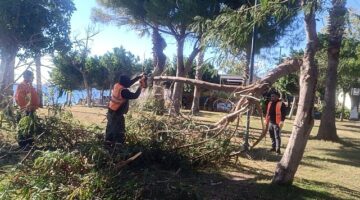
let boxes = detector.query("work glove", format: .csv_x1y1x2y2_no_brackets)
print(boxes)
140,75,147,88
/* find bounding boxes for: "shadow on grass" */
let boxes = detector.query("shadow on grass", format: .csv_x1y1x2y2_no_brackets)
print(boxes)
75,140,347,200
336,127,360,133
116,163,346,200
342,124,360,129
338,137,360,150
173,170,348,200
306,147,360,168
0,142,25,170
244,147,282,162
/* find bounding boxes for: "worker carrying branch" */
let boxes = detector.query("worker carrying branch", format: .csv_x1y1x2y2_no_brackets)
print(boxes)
105,74,147,144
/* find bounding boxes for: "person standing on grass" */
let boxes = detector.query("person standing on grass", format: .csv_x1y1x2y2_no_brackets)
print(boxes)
15,70,40,148
265,91,286,155
105,74,147,144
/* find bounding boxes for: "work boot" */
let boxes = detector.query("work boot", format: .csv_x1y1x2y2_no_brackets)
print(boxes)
276,149,281,155
268,148,276,152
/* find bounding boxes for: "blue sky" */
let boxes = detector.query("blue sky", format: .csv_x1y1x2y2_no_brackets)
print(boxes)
71,0,360,66
16,0,360,83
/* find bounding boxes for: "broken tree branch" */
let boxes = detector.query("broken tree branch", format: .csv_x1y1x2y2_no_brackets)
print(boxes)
154,58,302,94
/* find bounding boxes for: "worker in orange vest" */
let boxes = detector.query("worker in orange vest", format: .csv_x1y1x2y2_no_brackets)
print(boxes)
14,70,40,147
105,74,147,144
265,91,286,155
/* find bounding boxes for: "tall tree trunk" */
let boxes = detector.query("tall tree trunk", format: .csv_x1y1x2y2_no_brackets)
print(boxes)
35,54,43,107
170,36,186,115
191,48,205,115
349,94,359,120
100,89,104,105
317,0,346,141
170,33,201,116
82,73,91,107
69,91,72,106
288,96,297,120
340,89,346,121
109,83,113,96
151,27,167,114
244,44,252,83
0,49,16,97
65,91,70,106
272,0,319,185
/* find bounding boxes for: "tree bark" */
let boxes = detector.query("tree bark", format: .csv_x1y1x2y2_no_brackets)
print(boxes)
340,89,346,121
69,91,72,106
82,73,91,107
65,92,68,106
169,26,201,116
191,48,205,115
0,49,16,97
35,54,43,107
151,27,167,113
272,0,319,185
170,36,186,115
100,89,104,105
288,96,297,120
349,94,359,120
244,44,252,82
316,0,346,141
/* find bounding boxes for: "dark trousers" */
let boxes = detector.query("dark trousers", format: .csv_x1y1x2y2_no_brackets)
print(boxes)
268,122,281,150
105,110,126,144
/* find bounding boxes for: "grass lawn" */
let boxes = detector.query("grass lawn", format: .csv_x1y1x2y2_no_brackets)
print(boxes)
2,105,360,199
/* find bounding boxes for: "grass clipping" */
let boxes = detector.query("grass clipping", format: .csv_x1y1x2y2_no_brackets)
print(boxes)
0,107,238,199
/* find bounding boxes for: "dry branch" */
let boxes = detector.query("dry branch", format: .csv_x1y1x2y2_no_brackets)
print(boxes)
116,152,142,169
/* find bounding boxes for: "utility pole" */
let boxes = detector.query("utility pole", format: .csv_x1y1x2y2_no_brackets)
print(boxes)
243,0,258,151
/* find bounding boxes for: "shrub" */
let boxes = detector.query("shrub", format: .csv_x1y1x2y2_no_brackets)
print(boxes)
0,109,237,199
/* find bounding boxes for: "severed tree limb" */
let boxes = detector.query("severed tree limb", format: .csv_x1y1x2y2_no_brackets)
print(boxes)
154,58,302,150
116,152,142,169
250,102,268,150
154,75,244,93
154,58,302,94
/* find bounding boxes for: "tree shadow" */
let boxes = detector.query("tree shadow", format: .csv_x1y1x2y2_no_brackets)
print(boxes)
172,169,350,200
336,127,360,133
306,155,360,168
338,137,360,150
244,147,283,162
0,143,26,170
299,160,324,169
342,124,360,129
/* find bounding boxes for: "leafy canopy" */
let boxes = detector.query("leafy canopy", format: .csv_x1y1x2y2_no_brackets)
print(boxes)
0,0,75,55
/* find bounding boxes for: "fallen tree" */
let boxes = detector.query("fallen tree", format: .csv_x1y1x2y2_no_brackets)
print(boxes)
154,58,302,123
154,58,302,94
154,57,302,139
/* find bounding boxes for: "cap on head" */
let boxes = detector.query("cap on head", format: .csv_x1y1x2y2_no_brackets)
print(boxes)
272,91,280,97
119,75,131,88
23,70,34,80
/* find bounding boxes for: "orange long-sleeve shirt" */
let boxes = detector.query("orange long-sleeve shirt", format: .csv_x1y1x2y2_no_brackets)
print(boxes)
15,81,40,111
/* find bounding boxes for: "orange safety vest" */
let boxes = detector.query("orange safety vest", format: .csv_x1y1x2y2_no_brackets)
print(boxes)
108,83,127,111
15,81,40,111
265,101,282,125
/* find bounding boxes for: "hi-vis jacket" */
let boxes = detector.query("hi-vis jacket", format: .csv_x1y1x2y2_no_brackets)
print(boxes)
265,101,283,125
108,83,127,111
